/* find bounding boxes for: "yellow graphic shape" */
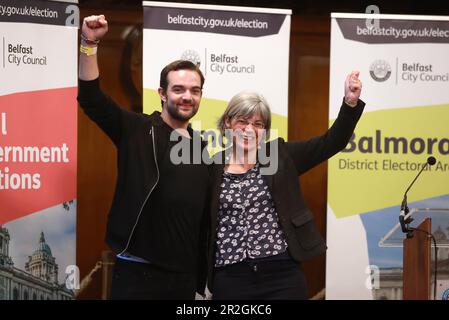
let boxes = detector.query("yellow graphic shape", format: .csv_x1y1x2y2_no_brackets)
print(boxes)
143,88,288,141
328,104,449,218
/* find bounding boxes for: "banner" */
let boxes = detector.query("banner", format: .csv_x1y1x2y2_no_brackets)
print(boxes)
142,1,291,140
327,13,449,300
0,0,78,300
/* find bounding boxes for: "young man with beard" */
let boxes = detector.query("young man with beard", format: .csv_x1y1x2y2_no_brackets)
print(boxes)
77,15,209,299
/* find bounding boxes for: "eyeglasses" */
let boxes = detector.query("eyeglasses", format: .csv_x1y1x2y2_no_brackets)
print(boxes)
233,118,265,129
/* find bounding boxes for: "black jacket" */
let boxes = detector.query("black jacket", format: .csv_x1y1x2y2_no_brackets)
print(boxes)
77,79,209,293
207,99,365,289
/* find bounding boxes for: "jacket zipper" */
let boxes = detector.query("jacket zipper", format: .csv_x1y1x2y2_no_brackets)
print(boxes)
118,126,160,256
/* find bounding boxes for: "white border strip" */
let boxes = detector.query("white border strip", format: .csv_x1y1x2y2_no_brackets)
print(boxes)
143,1,291,15
48,0,78,3
331,12,449,22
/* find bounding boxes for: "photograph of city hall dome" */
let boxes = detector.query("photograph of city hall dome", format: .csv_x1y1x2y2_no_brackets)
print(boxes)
0,226,74,300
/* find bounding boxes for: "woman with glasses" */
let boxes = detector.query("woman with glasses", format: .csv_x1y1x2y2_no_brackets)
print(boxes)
208,71,365,299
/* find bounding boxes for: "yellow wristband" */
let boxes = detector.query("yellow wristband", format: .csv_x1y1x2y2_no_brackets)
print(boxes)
80,44,97,56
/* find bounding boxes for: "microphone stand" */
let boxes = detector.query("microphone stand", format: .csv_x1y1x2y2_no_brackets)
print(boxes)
399,157,436,239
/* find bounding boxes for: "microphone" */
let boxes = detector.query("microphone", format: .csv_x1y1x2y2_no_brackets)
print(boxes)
399,156,436,234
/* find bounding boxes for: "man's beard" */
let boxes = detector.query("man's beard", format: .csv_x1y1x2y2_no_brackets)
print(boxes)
165,102,198,121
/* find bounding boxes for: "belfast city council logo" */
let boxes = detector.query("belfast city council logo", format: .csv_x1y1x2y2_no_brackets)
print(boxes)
181,49,201,67
369,59,391,82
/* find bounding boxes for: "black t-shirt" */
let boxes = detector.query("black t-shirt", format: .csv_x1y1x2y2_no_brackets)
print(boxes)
128,122,209,273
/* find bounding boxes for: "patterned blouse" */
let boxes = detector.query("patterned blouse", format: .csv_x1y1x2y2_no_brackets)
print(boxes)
215,164,288,267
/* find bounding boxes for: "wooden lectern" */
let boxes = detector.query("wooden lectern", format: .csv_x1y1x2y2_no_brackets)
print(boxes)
402,218,431,300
